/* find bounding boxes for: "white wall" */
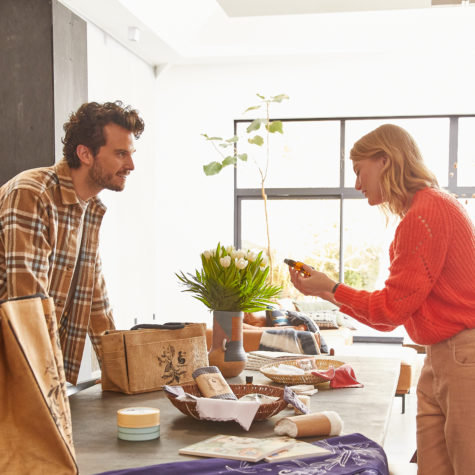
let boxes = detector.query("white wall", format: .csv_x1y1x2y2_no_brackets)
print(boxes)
87,24,159,329
77,24,160,382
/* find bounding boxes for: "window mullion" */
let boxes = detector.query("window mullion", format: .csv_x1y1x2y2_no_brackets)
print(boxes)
448,117,458,192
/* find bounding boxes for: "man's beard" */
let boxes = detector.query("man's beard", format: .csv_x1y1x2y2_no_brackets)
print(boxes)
88,160,124,192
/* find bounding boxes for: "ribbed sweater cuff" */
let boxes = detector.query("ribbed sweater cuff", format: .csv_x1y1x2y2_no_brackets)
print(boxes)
334,283,358,307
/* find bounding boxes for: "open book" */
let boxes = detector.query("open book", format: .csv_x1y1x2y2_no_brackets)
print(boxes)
264,440,331,462
179,434,296,462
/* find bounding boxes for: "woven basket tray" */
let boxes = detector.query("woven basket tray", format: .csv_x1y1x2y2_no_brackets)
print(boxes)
260,358,345,385
165,383,288,421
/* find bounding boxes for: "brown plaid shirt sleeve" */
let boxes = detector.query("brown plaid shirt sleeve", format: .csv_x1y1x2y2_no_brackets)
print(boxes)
0,160,115,384
0,186,51,297
88,254,115,367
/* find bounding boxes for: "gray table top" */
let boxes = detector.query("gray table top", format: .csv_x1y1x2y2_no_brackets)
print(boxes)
69,355,400,474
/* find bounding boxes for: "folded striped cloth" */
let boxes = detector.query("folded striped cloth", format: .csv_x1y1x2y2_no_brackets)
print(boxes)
192,366,237,400
286,310,320,333
259,328,320,355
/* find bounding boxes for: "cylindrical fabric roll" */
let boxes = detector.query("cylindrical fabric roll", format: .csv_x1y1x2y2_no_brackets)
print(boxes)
274,411,343,438
192,366,237,400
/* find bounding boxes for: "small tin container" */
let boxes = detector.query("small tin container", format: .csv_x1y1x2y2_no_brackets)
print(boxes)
117,407,160,441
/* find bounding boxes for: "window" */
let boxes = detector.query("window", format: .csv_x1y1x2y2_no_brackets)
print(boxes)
457,118,475,187
344,118,450,187
236,121,341,188
241,198,340,300
235,115,475,301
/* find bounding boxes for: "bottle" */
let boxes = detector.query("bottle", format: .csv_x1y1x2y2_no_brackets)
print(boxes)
284,258,311,276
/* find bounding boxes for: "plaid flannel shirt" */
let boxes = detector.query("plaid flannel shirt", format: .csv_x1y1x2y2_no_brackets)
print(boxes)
0,159,115,384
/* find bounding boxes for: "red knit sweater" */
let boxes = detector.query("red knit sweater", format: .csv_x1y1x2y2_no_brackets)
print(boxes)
335,187,475,345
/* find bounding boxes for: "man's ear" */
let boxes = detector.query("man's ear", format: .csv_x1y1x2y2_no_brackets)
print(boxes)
76,145,93,166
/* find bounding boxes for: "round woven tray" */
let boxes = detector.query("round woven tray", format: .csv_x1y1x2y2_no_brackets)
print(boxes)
165,383,288,421
260,358,345,385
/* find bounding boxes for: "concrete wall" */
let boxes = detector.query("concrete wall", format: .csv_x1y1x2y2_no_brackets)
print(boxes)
0,0,87,185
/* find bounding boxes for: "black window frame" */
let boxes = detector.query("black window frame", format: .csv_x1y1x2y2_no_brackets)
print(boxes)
234,114,475,282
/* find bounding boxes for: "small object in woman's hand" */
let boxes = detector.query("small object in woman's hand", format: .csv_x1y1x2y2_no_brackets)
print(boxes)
284,258,311,277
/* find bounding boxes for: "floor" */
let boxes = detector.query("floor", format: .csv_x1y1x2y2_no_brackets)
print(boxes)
385,389,417,464
343,342,423,471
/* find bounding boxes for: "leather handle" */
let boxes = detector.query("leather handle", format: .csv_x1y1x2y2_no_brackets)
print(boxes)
130,322,187,331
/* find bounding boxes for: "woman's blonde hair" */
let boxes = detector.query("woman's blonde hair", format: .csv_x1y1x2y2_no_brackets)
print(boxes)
350,124,438,217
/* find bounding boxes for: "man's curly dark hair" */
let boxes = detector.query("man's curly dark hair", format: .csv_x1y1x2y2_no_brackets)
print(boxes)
62,101,145,168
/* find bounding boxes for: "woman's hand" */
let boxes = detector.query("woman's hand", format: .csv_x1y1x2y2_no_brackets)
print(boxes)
288,263,338,303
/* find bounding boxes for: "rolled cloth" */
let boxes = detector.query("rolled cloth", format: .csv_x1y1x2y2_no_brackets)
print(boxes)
192,366,237,400
274,411,343,438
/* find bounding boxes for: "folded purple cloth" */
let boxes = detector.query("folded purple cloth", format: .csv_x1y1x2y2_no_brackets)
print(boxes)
283,385,309,414
97,433,388,475
163,385,185,398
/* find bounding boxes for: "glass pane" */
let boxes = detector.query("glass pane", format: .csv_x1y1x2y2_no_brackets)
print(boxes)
343,200,398,291
458,198,475,224
342,200,405,339
457,118,475,187
236,120,340,189
241,198,340,299
344,118,450,188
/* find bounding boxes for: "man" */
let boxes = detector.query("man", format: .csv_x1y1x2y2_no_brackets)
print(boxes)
0,101,144,384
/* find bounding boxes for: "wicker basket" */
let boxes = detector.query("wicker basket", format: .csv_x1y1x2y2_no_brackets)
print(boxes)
260,358,345,385
165,383,288,421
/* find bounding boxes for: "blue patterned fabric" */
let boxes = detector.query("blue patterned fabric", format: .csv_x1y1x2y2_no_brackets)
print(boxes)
97,433,389,475
259,328,320,355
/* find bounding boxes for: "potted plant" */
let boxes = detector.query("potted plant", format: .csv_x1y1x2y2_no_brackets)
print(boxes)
201,93,289,282
176,243,281,377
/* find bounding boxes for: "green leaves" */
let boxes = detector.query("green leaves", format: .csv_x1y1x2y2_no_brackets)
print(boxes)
203,154,240,175
267,120,283,134
202,134,240,175
248,135,264,146
176,244,281,312
203,161,222,176
244,105,261,113
201,93,289,176
271,94,289,103
201,134,223,141
222,156,237,167
246,119,262,133
246,119,283,135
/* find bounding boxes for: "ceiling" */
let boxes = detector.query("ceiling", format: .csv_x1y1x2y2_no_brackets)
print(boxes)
59,0,475,67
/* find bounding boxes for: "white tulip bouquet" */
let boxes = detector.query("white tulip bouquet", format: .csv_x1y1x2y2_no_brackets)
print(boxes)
176,243,281,312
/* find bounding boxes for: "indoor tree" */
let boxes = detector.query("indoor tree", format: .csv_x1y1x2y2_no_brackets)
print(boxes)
202,93,289,282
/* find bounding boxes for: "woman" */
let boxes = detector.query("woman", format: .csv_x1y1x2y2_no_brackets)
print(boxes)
289,124,475,475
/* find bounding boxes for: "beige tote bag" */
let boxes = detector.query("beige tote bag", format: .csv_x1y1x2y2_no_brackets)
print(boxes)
0,294,77,474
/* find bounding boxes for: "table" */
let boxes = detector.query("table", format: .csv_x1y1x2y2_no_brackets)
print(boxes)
69,355,400,474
